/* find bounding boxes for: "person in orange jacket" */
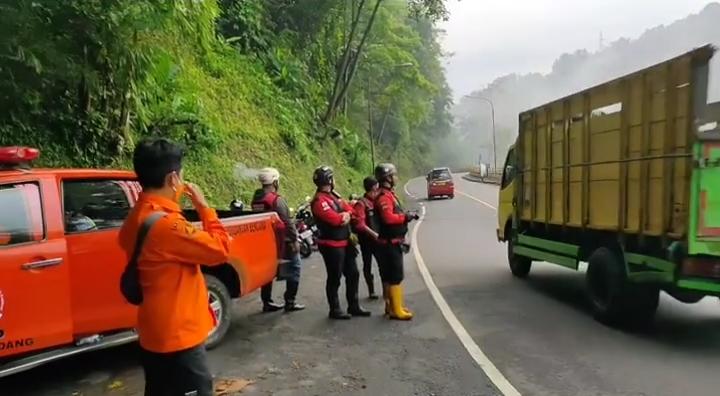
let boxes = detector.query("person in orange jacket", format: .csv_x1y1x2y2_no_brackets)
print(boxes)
119,138,230,396
311,166,371,320
374,163,419,320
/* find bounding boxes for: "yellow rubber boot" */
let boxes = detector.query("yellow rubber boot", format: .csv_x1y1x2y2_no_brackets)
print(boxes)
389,285,413,320
400,285,413,316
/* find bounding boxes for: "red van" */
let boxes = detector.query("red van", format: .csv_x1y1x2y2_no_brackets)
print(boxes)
426,167,454,199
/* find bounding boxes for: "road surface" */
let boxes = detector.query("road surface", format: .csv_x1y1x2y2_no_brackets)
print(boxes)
406,174,720,396
2,175,720,395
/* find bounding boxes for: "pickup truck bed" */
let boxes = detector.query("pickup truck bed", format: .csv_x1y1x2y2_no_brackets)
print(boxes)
0,167,279,377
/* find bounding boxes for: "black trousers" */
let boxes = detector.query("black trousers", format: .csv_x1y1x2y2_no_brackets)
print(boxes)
319,244,360,312
377,243,404,285
359,238,377,290
141,344,213,396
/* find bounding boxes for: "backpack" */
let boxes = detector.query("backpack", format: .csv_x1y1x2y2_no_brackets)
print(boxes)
120,212,166,306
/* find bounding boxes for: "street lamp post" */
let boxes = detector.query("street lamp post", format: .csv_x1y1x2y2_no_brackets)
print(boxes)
464,95,497,172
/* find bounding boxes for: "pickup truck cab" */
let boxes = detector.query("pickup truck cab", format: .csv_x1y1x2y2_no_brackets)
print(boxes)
0,147,279,377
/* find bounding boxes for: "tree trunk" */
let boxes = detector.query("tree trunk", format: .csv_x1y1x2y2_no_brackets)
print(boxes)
323,0,366,123
325,0,384,123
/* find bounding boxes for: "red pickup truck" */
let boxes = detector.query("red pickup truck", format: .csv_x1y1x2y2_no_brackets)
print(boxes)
0,147,279,377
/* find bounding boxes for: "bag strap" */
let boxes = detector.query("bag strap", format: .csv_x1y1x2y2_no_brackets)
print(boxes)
129,211,166,268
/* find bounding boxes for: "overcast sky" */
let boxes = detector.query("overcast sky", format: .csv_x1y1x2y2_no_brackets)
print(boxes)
440,0,717,99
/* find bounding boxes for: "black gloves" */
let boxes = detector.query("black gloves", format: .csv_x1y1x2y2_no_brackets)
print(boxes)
405,211,420,222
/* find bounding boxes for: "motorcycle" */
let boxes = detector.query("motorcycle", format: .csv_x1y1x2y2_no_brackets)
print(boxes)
294,196,318,258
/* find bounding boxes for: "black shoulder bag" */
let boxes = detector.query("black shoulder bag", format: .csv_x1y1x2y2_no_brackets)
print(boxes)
120,212,166,305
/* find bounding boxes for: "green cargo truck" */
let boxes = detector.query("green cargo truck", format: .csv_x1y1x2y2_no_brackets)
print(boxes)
496,45,720,325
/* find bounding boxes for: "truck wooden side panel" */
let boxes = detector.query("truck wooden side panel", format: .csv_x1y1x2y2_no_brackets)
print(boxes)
518,46,713,240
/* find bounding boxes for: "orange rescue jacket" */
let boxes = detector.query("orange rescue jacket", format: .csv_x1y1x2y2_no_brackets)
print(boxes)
118,193,230,353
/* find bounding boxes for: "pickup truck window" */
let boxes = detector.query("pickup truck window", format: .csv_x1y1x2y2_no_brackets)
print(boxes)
0,183,44,246
63,180,131,233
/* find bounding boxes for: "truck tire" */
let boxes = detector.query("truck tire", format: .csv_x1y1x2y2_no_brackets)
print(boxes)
205,274,232,350
586,247,658,326
507,237,531,278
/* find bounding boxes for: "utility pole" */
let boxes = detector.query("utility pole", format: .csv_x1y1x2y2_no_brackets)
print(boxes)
367,73,375,172
464,95,498,171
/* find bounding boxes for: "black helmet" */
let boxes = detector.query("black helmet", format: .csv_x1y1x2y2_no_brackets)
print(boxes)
313,165,334,187
374,163,397,182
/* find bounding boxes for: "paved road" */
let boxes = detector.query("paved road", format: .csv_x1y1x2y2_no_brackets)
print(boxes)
406,175,720,396
4,175,720,395
0,183,497,396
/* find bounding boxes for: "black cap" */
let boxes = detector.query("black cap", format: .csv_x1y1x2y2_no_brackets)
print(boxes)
363,176,378,192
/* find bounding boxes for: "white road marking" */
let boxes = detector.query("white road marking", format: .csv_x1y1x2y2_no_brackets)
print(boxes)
407,178,521,396
456,190,497,211
404,180,417,199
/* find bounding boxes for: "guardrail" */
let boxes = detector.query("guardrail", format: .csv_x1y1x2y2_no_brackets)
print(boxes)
464,166,502,185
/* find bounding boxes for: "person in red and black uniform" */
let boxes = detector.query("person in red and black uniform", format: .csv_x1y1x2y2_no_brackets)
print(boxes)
352,177,381,300
311,166,371,320
374,163,419,320
251,167,305,313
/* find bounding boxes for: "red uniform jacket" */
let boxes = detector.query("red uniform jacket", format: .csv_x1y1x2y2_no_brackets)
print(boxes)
311,191,353,248
376,187,407,244
352,195,379,238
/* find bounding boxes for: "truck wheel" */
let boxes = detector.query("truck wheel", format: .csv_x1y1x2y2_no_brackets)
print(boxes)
586,247,626,324
205,274,232,350
586,247,659,326
626,284,659,327
508,237,531,278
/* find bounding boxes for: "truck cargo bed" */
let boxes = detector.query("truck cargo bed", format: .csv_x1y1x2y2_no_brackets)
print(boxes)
516,45,715,242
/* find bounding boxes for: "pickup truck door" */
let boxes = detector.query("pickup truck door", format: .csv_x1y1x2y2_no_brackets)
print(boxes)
0,180,73,357
62,179,137,335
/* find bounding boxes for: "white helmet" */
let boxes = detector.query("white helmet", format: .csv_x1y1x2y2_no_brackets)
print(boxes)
258,167,280,185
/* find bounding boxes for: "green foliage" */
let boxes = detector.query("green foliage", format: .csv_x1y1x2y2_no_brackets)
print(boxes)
0,0,451,205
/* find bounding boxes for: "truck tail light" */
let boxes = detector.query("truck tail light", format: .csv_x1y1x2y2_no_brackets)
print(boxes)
681,257,720,279
0,146,40,166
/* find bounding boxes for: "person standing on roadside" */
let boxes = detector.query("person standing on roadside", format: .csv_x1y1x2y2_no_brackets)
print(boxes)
311,166,371,320
352,177,381,300
119,138,230,396
251,167,306,313
374,163,419,321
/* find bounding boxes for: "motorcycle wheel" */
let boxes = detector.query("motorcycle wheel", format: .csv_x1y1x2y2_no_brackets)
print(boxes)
300,240,313,258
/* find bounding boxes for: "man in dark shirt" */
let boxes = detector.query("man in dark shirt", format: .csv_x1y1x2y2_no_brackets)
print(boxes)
352,177,381,300
251,167,305,312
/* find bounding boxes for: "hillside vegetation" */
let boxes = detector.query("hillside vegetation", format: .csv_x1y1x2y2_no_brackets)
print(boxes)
0,0,451,205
